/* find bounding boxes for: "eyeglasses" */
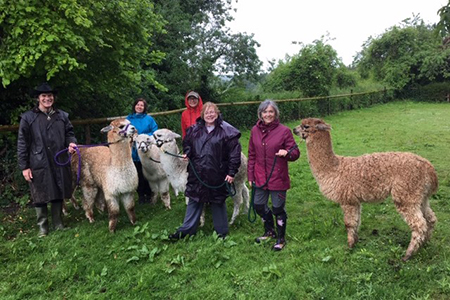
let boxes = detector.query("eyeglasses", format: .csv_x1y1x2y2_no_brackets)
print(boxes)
188,97,198,101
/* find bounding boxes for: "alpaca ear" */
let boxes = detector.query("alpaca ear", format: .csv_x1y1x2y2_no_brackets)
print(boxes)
316,123,331,131
100,125,113,133
173,132,181,139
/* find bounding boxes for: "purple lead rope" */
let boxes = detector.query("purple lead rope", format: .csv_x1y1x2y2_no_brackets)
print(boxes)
54,143,110,186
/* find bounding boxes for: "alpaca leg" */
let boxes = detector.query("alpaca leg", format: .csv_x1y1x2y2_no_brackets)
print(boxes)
242,184,250,214
395,202,427,261
161,192,171,210
341,204,361,248
106,197,120,233
122,193,137,226
422,200,437,243
82,186,98,223
70,195,80,210
62,200,69,216
149,183,159,205
230,187,242,225
200,206,205,227
160,180,171,209
95,190,106,213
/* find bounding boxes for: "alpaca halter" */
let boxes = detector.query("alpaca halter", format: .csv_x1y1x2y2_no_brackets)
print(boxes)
134,140,161,163
153,133,175,148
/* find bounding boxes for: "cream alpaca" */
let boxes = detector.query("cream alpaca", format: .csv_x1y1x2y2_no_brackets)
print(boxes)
135,134,171,209
71,119,138,232
293,118,438,261
151,129,250,225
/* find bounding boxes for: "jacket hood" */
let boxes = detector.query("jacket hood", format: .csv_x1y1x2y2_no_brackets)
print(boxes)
184,91,203,112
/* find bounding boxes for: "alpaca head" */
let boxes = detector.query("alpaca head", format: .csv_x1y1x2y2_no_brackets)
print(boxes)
293,118,331,140
135,134,152,153
100,118,136,143
150,129,181,151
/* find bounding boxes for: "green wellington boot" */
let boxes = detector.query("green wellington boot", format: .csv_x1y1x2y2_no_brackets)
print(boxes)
35,206,49,237
51,201,65,230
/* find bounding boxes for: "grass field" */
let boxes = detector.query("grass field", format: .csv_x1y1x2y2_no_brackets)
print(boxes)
1,101,450,299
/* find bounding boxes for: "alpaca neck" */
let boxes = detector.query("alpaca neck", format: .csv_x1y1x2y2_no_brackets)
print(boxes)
307,131,339,174
160,143,187,173
109,139,132,166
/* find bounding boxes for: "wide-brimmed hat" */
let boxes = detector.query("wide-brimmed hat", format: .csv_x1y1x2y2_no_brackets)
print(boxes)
32,82,58,97
187,91,199,99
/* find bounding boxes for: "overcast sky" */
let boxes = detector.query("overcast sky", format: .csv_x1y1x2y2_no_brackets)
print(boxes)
227,0,446,69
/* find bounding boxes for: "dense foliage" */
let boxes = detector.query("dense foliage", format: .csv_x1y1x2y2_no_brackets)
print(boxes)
148,0,262,109
262,40,357,97
0,0,167,124
356,16,450,89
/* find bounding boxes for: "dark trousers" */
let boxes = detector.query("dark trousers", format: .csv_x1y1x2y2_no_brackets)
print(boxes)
177,199,229,236
134,161,152,197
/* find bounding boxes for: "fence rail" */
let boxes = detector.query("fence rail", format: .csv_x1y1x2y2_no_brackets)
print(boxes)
0,89,387,134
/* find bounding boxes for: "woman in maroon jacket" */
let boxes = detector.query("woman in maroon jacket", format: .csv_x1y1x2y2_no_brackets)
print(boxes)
247,99,300,251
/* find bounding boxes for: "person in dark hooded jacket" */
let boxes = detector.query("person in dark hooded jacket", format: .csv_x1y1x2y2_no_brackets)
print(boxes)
17,83,77,237
169,102,241,239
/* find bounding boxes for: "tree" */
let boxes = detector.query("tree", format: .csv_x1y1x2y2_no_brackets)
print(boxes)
356,16,449,89
0,0,165,124
436,1,450,38
148,0,262,108
262,39,352,97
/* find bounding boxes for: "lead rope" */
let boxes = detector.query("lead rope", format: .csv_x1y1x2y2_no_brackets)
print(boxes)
162,150,236,197
54,142,114,186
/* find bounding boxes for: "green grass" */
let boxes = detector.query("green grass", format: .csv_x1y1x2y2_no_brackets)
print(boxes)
2,101,450,300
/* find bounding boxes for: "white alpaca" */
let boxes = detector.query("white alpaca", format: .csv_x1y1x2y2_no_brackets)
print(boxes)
150,129,249,225
71,119,138,232
293,118,438,261
134,134,171,209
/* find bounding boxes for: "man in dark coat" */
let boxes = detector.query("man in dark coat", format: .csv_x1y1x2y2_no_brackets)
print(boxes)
17,83,77,236
169,102,241,239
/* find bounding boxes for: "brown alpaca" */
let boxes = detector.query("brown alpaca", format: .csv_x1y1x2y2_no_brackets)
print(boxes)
293,118,438,261
71,119,138,232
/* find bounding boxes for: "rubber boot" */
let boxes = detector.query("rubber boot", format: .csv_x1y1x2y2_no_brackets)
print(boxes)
51,201,65,230
35,206,49,237
255,211,276,243
273,215,287,251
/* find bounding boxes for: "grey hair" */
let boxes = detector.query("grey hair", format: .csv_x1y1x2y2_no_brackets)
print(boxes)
257,99,280,121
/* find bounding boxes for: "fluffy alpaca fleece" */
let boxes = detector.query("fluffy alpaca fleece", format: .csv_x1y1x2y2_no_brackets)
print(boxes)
71,119,138,232
151,128,250,225
293,118,438,261
135,134,171,209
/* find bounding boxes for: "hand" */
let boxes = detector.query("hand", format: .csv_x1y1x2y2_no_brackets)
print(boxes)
275,149,288,157
68,143,78,154
22,168,33,182
225,175,234,184
248,181,253,187
182,154,188,161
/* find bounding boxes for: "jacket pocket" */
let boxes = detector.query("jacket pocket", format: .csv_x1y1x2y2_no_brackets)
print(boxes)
30,146,45,169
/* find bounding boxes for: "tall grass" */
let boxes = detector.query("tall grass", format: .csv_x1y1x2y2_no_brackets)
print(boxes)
1,101,450,300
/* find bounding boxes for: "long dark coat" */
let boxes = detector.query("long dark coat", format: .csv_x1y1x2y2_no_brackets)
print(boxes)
183,116,241,203
17,107,77,205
